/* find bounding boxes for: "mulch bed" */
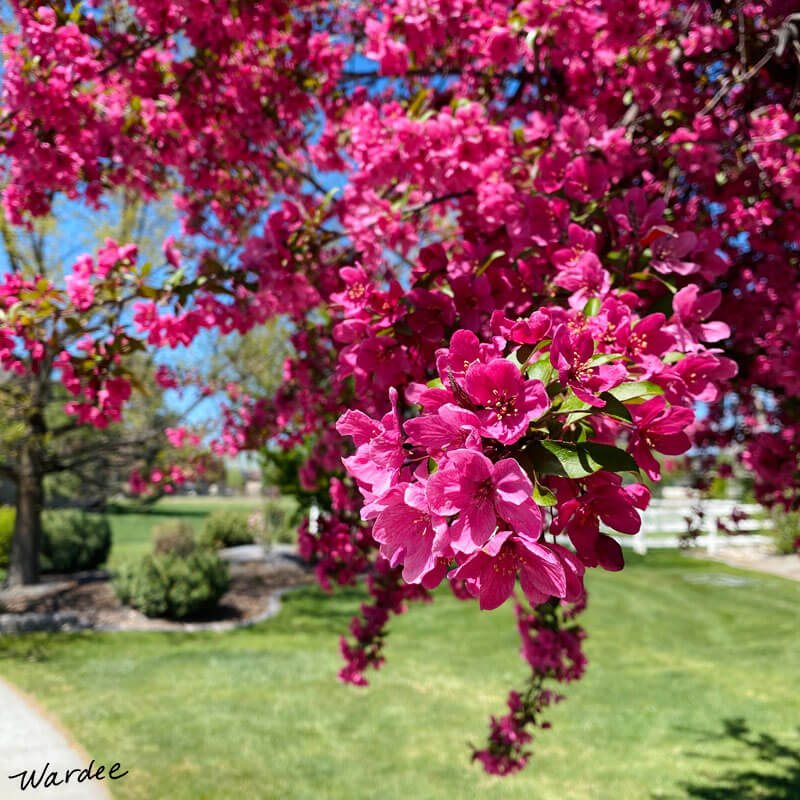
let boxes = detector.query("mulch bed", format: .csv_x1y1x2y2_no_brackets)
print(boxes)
0,556,315,632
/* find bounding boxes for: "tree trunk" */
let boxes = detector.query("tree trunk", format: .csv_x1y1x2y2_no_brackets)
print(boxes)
7,446,43,586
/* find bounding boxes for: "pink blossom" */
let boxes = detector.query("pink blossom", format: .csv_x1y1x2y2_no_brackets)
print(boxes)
551,473,649,569
331,264,372,312
650,231,698,275
372,483,450,587
403,403,482,453
670,284,730,351
629,397,694,480
65,274,94,311
449,530,567,610
550,324,626,407
553,251,611,310
338,388,404,495
564,156,609,202
491,310,552,345
464,359,548,444
427,450,542,553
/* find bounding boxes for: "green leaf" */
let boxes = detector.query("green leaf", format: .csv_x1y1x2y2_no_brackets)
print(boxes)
524,28,539,48
557,391,592,414
476,250,506,277
515,343,536,365
521,440,640,479
583,297,601,318
597,391,633,421
526,355,556,385
5,300,23,323
574,422,591,442
783,133,800,151
523,440,595,479
532,482,557,506
137,285,160,300
629,271,677,293
580,442,640,474
321,186,340,207
506,350,525,370
607,381,663,402
407,88,430,118
606,250,628,265
166,266,187,287
586,352,624,368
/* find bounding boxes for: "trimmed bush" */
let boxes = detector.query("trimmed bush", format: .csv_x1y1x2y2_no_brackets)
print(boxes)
771,510,800,555
39,510,112,573
113,550,230,620
152,521,198,557
0,506,14,568
198,510,254,550
252,498,299,546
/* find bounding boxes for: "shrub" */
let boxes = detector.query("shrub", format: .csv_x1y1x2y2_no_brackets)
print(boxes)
198,510,254,549
152,521,198,556
39,510,112,573
0,506,14,568
771,510,800,555
113,550,230,620
247,499,299,547
264,497,299,545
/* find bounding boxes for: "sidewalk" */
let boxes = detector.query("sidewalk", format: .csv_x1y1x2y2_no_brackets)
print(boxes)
694,545,800,582
0,676,112,799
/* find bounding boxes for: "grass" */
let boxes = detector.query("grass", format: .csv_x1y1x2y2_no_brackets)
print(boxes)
105,495,291,566
0,494,293,592
0,549,798,799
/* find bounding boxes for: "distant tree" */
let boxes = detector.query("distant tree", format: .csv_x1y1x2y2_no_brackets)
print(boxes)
0,194,204,584
41,359,178,510
202,319,292,400
223,465,245,495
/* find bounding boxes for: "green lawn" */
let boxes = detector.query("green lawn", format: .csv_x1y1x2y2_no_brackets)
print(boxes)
0,550,798,799
0,495,278,582
106,495,283,566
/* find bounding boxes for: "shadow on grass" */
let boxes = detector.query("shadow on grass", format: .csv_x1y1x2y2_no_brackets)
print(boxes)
0,630,93,663
620,550,724,572
107,503,209,519
251,584,368,634
671,718,800,799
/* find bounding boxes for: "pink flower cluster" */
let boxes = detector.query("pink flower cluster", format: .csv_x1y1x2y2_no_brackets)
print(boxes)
516,602,587,683
338,557,430,686
473,596,588,775
471,690,540,777
298,513,374,593
338,301,706,611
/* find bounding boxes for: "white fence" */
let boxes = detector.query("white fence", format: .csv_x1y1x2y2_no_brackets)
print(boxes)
616,498,771,555
550,497,771,554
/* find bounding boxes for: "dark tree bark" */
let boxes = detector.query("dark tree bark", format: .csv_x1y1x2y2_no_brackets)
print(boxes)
6,444,43,586
5,370,48,587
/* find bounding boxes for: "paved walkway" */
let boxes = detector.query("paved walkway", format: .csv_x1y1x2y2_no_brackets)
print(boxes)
0,677,112,799
695,545,800,583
